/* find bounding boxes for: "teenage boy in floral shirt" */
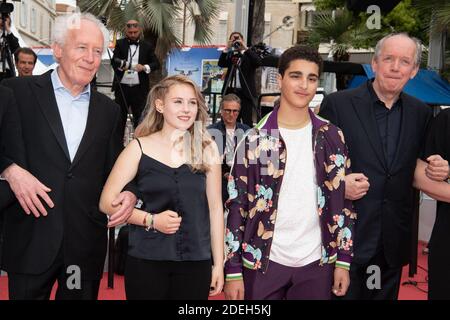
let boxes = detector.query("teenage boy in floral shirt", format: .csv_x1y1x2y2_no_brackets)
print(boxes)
224,45,356,300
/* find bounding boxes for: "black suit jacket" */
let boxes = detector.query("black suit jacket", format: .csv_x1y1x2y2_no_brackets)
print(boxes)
424,110,450,249
319,81,432,267
112,38,160,94
1,71,123,279
0,85,25,209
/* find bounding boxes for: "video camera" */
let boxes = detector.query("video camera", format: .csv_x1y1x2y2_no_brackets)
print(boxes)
250,42,272,60
0,0,15,15
231,35,242,50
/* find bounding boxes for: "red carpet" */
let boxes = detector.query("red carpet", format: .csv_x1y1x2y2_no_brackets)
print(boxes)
0,242,429,300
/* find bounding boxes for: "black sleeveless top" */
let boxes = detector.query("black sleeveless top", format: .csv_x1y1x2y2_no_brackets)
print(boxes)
128,139,211,261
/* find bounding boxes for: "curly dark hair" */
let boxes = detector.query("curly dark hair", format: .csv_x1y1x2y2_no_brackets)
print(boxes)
278,45,322,77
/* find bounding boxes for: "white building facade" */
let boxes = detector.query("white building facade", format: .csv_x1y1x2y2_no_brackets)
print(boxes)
10,0,56,47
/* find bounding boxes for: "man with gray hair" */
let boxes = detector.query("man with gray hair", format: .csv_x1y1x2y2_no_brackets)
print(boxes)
208,94,250,203
0,13,137,300
319,33,449,299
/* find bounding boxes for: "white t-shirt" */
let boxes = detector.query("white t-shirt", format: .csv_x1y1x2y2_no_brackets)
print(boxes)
269,123,322,267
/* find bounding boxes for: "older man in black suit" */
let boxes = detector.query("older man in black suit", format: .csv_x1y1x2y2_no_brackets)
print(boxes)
0,86,25,269
0,13,136,300
319,33,449,300
112,19,160,129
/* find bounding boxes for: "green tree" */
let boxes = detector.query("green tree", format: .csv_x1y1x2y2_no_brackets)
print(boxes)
308,8,378,89
314,0,345,11
309,8,355,61
79,0,221,82
414,0,450,80
312,0,431,47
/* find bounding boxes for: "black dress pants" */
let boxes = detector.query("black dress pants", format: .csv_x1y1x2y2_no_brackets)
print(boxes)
125,255,212,300
338,249,403,300
115,84,148,131
8,247,100,300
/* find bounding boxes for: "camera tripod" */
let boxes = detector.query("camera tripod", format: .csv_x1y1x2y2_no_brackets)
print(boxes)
221,52,260,125
0,6,15,81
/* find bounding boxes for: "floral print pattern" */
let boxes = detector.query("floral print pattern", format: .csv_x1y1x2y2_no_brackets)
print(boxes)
224,107,357,280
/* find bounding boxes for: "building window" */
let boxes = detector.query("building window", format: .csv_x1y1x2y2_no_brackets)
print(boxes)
20,1,28,28
40,13,44,39
49,20,53,43
31,8,37,33
264,13,271,44
174,17,183,43
306,10,314,28
216,11,228,45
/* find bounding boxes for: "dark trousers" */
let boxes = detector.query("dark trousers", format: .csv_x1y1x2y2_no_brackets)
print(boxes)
114,84,148,131
340,249,402,300
8,248,101,300
125,255,212,300
243,259,333,300
428,245,450,300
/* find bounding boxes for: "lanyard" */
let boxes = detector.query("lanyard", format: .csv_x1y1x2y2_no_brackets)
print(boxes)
128,44,139,70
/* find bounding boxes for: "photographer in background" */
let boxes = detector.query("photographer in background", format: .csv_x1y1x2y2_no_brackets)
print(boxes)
14,47,37,77
218,32,277,127
112,20,160,131
0,14,19,82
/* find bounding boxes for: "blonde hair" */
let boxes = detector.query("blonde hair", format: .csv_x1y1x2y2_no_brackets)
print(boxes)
135,75,215,172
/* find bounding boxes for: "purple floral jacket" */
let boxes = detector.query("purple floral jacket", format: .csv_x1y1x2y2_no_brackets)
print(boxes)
224,105,357,281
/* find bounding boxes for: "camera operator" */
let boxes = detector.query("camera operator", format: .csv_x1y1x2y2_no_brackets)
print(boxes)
0,14,19,82
218,32,277,127
112,20,160,132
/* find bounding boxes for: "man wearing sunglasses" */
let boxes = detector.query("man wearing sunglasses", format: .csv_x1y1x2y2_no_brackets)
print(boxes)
112,19,160,131
208,94,250,203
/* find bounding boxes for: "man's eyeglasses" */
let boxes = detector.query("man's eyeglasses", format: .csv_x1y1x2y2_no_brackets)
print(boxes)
127,23,139,28
223,109,240,114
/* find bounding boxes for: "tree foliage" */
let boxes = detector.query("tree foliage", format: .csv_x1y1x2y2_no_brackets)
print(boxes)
79,0,221,59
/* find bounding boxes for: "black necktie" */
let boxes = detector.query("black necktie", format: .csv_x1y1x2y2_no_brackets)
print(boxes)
128,40,139,46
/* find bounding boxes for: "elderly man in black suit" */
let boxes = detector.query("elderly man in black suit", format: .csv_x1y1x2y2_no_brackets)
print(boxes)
0,13,136,300
112,19,160,129
0,86,24,205
319,33,449,300
0,85,25,268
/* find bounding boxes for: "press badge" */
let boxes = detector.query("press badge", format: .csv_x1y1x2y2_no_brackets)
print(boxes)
123,69,136,80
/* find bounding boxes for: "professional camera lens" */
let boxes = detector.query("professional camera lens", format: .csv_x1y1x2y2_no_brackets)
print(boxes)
232,41,241,49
